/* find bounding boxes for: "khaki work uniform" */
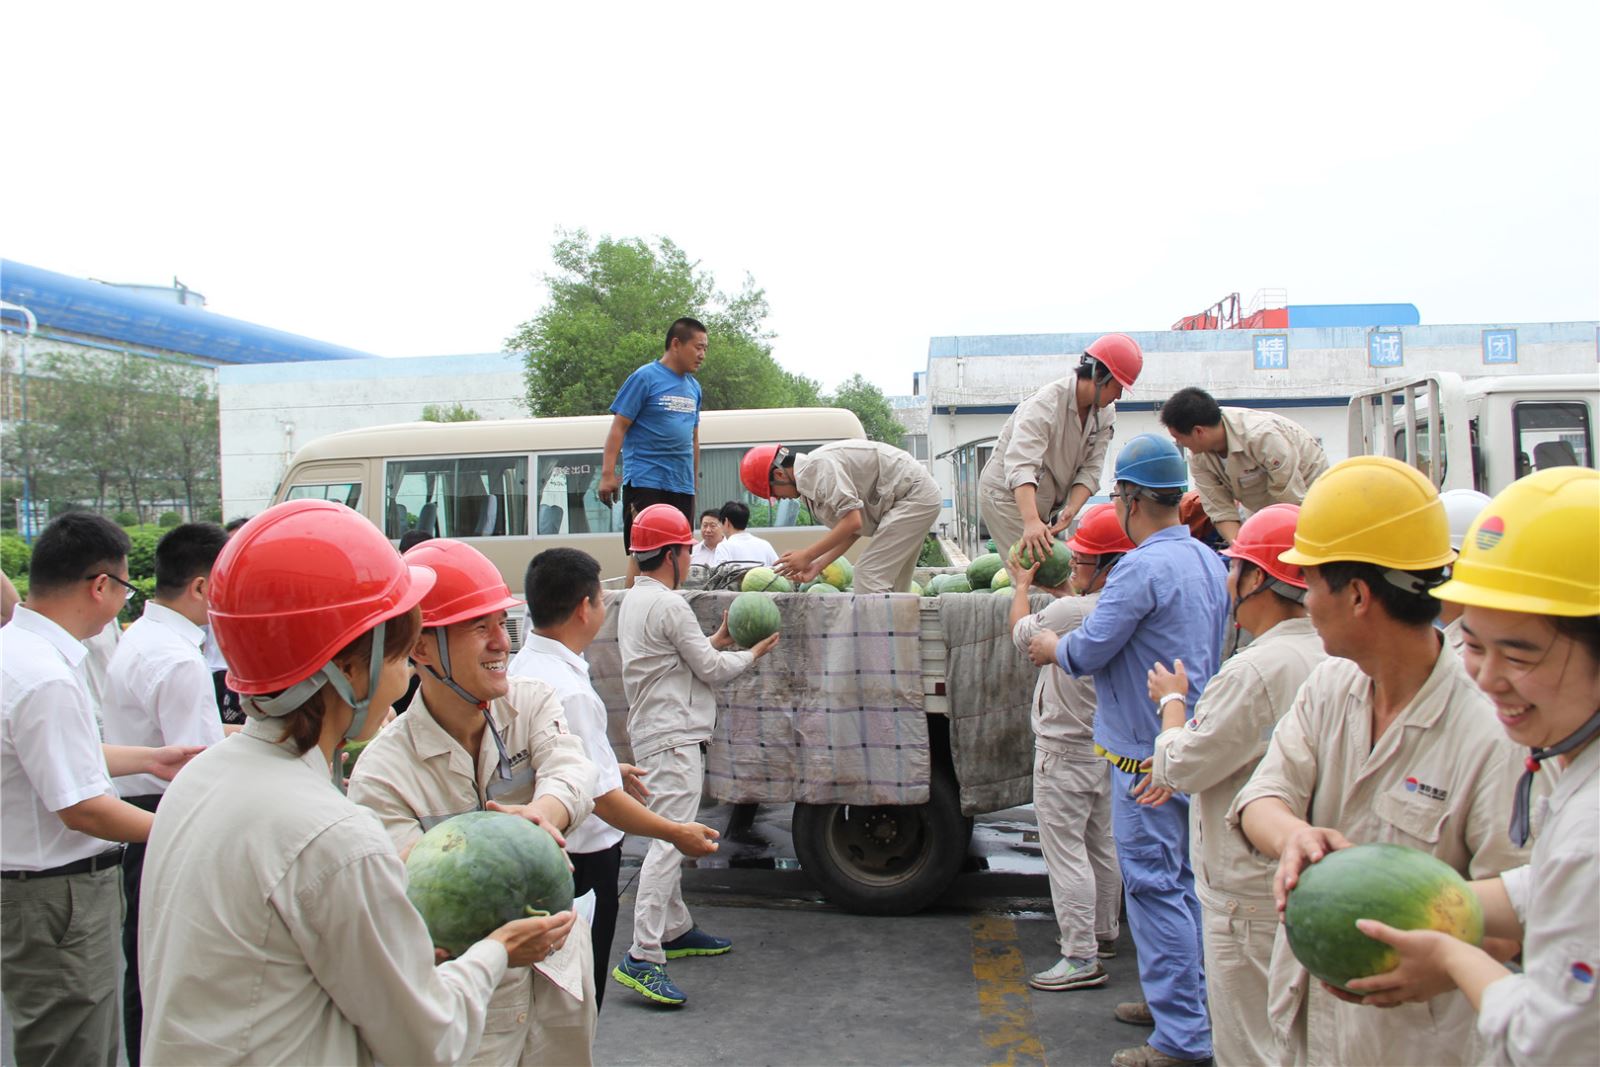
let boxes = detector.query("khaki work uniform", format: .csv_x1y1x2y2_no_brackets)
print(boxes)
140,719,510,1065
793,440,942,594
1478,742,1599,1065
1226,642,1528,1067
1149,616,1326,1067
348,680,598,1066
977,378,1115,555
1011,590,1121,961
1190,407,1328,529
618,576,755,963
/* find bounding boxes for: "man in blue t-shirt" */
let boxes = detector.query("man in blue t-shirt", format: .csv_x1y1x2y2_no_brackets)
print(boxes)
599,317,706,583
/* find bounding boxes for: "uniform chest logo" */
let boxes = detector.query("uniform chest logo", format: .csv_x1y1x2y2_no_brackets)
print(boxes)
1573,962,1595,984
508,749,531,768
1403,776,1448,802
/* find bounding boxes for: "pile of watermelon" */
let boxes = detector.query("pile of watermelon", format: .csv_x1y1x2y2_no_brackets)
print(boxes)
405,810,575,956
741,566,793,593
728,590,783,648
1284,842,1484,992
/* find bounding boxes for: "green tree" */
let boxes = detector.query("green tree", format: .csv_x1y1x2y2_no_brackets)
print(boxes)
827,374,906,444
422,402,481,422
509,230,812,417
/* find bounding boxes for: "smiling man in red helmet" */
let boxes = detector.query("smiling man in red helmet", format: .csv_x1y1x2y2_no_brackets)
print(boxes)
979,332,1142,567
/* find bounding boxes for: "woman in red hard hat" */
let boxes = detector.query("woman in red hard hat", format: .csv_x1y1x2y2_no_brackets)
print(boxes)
348,538,599,1066
1138,504,1328,1067
138,500,572,1066
979,332,1142,570
739,439,942,594
1006,503,1131,996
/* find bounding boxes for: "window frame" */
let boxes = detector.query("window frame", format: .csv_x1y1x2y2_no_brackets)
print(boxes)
381,452,532,540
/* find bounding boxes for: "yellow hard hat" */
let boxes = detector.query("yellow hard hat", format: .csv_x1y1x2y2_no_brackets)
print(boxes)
1434,467,1600,616
1279,455,1456,570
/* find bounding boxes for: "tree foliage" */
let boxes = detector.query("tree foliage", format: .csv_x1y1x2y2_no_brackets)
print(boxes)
422,401,481,422
0,348,219,526
827,373,906,444
510,230,818,417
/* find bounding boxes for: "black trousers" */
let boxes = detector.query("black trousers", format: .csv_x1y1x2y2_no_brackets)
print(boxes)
569,842,623,1011
121,793,162,1066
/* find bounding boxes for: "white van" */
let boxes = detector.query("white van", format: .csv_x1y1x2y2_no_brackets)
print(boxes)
273,406,867,594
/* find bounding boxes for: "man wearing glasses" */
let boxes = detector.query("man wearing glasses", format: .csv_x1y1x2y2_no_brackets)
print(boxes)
1,513,204,1066
1026,435,1229,1067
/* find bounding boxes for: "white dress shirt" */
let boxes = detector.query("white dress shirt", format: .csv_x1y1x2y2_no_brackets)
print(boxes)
713,529,778,567
1,606,116,871
101,601,224,797
689,540,721,568
201,623,228,672
508,633,625,854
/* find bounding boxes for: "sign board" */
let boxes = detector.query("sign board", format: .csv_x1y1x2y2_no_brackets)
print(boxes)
1368,332,1404,368
1482,329,1517,365
1253,334,1289,370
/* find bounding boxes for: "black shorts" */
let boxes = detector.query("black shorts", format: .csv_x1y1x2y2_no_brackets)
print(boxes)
621,485,696,551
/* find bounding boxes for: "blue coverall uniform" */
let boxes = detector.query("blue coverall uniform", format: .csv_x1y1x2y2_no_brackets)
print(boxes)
1056,524,1229,1062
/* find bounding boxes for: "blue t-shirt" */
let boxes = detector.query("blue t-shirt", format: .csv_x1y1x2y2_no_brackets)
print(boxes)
610,360,701,495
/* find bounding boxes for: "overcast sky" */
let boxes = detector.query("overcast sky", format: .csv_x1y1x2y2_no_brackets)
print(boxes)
5,2,1596,396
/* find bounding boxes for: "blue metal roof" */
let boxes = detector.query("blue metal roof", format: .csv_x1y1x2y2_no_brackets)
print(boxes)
1287,303,1420,328
0,259,374,364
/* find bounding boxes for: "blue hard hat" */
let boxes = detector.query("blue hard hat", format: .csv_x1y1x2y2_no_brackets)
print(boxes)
1114,433,1189,490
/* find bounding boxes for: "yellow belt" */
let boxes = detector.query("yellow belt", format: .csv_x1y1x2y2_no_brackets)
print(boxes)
1094,743,1144,774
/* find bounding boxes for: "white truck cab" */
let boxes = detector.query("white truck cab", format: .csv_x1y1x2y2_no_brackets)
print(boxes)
1348,371,1597,494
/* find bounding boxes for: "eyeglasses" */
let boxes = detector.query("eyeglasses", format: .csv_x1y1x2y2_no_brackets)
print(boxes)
86,572,138,601
1070,555,1100,568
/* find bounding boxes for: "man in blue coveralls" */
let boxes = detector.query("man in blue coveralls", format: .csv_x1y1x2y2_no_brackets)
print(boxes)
1028,433,1228,1067
598,317,707,585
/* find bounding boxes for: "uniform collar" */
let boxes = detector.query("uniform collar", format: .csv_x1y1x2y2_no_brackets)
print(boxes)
1359,632,1458,731
1248,615,1318,647
140,601,205,647
1219,407,1250,456
1135,525,1192,549
406,688,514,762
7,606,89,668
634,575,669,593
520,632,590,677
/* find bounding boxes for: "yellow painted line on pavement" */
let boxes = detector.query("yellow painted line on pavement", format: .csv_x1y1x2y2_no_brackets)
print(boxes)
970,915,1047,1067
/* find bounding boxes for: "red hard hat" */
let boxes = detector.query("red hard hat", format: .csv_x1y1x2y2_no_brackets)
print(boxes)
740,443,783,499
209,499,436,695
1222,503,1306,588
402,539,521,628
630,503,696,553
1065,503,1137,555
1084,333,1143,390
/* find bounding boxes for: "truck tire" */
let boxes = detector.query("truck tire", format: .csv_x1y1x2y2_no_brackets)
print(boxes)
791,769,973,916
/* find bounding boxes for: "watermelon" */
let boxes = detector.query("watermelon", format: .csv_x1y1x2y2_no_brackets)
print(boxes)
1284,843,1484,992
938,575,972,595
819,557,854,590
341,738,371,777
405,810,574,956
1009,539,1073,588
728,591,782,647
806,582,841,595
967,553,1003,590
994,584,1015,595
741,566,793,593
909,581,924,597
990,569,1012,590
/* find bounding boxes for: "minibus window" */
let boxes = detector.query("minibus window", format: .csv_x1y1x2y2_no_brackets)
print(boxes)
533,453,621,536
385,456,529,539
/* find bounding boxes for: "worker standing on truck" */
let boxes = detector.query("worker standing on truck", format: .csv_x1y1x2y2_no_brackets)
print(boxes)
1025,434,1228,1067
347,538,600,1066
1157,386,1328,544
508,546,722,1011
1008,503,1129,994
1437,488,1491,652
597,317,707,586
978,333,1142,566
1332,468,1600,1067
611,505,778,1006
1134,504,1327,1067
741,439,942,594
1227,457,1527,1067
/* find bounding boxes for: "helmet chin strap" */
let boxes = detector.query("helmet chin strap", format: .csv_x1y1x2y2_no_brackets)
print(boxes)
246,619,389,788
423,625,514,784
1510,706,1600,846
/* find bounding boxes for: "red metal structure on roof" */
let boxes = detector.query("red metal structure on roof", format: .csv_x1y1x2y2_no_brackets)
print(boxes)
1173,289,1288,331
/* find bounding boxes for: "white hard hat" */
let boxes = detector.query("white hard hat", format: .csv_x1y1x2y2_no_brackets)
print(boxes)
1439,488,1492,550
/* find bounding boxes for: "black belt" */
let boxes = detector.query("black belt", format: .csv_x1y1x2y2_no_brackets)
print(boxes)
1,847,125,881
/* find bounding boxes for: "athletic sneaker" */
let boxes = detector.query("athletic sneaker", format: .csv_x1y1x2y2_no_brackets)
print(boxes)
1028,958,1109,991
662,927,733,958
1097,939,1118,959
611,955,687,1006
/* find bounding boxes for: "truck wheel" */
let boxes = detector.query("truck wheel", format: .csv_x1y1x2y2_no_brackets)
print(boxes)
791,771,973,916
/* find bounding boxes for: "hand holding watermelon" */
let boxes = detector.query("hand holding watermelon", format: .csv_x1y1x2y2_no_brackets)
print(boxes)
773,551,821,584
487,909,577,968
1274,824,1355,913
1332,919,1520,1007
